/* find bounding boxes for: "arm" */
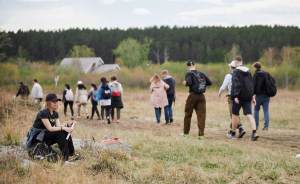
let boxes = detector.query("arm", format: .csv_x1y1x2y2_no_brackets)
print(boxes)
41,119,73,133
204,74,212,86
218,74,230,96
185,73,193,86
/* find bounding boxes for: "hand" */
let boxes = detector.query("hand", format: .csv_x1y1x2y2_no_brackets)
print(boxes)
234,97,239,104
182,80,186,85
63,126,73,133
67,120,76,127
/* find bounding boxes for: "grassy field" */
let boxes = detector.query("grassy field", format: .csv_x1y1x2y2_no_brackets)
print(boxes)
0,89,300,184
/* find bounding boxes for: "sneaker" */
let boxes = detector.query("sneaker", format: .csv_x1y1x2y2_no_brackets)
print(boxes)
251,133,259,141
238,128,246,138
227,131,237,139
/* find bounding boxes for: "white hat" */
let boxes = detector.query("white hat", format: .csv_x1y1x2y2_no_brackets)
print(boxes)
77,81,83,85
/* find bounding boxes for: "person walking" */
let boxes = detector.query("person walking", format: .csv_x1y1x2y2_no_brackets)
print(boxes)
229,57,259,141
98,77,112,124
88,83,101,120
150,74,169,124
109,76,124,123
62,84,74,117
16,82,30,99
218,61,244,135
74,81,88,119
161,70,176,124
253,62,271,131
183,61,212,139
31,79,43,110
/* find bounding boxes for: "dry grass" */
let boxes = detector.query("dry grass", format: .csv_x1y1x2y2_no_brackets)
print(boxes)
0,89,300,184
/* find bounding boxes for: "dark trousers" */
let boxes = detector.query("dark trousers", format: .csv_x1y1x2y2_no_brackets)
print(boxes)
101,106,111,120
111,108,121,120
184,93,206,136
91,100,100,119
43,131,75,161
64,101,74,117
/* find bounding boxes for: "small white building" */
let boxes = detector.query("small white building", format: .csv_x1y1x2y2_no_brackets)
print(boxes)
60,57,120,73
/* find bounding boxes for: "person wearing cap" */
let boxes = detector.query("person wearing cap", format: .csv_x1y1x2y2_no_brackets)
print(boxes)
183,61,212,139
28,93,76,161
252,62,270,131
218,60,244,136
74,81,89,119
229,56,259,141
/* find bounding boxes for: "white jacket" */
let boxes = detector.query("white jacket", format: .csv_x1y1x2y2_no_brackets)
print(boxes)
75,88,88,104
31,82,43,99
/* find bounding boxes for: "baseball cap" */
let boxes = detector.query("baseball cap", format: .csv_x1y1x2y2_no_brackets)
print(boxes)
186,60,195,66
45,93,61,102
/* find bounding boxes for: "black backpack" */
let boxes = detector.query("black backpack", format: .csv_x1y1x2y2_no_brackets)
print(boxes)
265,72,277,97
191,72,207,94
238,71,254,100
102,85,111,99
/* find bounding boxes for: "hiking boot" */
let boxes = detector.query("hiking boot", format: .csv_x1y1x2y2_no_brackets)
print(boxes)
238,128,246,138
251,133,259,141
227,131,236,139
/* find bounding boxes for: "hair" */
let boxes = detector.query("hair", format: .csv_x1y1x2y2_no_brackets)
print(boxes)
161,69,169,75
111,76,117,81
252,62,262,69
235,56,242,62
186,60,195,67
150,74,160,83
91,83,97,90
100,77,108,84
33,79,38,83
78,84,86,90
65,84,70,90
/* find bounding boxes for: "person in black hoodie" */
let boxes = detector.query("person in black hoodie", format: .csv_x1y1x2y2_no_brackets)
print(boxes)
16,82,30,100
229,57,259,141
161,70,176,124
252,62,270,130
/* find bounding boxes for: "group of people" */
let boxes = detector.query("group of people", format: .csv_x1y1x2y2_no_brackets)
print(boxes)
62,76,124,124
23,56,275,163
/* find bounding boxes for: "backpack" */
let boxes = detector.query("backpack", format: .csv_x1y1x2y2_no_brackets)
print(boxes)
111,83,121,97
265,72,277,97
239,71,254,100
102,85,111,99
65,89,74,101
28,142,58,162
191,72,207,94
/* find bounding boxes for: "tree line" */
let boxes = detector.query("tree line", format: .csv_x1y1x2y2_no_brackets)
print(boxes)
1,25,300,64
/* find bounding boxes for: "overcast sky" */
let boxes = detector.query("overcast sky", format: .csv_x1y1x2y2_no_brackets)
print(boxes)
0,0,300,31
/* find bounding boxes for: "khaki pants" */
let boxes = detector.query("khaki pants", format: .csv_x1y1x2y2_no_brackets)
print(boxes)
184,93,206,136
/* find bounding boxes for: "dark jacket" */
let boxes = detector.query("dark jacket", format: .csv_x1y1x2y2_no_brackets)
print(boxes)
253,69,267,96
231,66,254,101
26,127,45,149
185,70,212,93
16,84,30,97
163,75,176,100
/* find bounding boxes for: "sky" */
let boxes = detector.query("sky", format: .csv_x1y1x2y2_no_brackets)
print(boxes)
0,0,300,31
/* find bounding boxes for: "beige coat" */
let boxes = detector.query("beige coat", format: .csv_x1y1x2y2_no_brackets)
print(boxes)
150,80,169,108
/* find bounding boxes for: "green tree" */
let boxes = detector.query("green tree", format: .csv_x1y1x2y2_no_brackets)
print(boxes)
68,45,96,57
113,38,151,68
0,31,11,61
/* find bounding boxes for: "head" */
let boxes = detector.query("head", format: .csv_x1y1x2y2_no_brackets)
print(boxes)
19,82,24,86
150,74,161,83
45,93,61,111
100,77,108,84
91,83,97,90
235,56,243,67
65,84,70,90
186,60,196,71
111,76,117,82
252,62,261,70
160,70,169,78
228,60,238,71
33,79,38,83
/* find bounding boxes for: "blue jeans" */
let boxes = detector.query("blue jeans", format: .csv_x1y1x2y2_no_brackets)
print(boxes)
154,107,168,123
164,98,173,122
254,95,270,129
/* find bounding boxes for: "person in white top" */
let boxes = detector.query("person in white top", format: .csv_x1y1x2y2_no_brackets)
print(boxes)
31,79,43,110
74,81,89,119
218,61,244,133
109,76,124,123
